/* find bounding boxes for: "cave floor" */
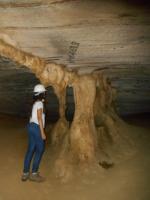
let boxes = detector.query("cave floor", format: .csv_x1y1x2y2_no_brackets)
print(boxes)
0,114,150,200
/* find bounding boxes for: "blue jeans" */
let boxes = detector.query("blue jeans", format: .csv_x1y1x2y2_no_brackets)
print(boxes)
23,122,45,173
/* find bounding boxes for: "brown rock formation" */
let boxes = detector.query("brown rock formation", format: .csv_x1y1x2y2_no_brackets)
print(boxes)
0,38,133,181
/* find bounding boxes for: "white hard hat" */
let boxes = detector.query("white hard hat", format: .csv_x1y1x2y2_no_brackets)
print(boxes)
33,84,46,95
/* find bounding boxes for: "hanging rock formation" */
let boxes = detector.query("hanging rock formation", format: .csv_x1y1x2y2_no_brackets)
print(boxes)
0,38,134,181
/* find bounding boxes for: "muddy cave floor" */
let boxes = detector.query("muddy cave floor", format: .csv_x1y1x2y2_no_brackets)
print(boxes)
0,114,150,200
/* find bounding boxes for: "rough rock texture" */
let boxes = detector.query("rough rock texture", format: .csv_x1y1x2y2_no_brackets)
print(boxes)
0,0,150,117
0,38,135,183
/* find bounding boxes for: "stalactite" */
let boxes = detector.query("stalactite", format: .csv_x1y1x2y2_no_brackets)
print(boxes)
0,39,45,77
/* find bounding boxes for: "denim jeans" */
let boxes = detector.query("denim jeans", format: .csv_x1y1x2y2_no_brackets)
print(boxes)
23,122,45,173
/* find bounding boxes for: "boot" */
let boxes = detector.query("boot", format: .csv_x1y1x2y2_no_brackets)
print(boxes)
21,172,30,181
29,172,45,182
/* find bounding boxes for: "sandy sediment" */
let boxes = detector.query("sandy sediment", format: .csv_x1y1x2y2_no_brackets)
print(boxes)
0,114,150,200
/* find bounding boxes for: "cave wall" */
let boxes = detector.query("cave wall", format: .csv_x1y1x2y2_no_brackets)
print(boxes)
0,0,150,117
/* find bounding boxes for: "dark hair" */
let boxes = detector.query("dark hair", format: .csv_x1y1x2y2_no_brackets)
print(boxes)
33,92,46,102
30,92,46,117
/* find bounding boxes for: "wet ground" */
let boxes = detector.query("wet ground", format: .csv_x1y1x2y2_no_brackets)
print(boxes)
0,114,150,200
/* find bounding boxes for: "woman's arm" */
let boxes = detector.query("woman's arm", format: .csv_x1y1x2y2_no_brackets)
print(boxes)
37,108,46,140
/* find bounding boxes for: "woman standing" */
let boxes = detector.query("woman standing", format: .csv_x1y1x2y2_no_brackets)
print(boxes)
21,84,47,182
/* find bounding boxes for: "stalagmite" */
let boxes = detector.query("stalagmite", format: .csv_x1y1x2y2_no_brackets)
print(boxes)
51,86,69,147
70,75,97,162
0,38,134,181
93,73,134,164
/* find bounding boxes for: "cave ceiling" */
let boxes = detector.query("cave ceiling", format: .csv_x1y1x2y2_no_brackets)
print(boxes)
0,0,150,117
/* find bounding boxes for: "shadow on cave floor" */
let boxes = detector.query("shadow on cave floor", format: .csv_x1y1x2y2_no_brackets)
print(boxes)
121,113,150,128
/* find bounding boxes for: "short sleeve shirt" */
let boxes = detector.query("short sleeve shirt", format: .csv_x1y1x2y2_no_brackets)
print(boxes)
30,101,45,128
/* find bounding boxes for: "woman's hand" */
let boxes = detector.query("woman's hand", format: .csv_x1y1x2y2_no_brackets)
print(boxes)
42,133,46,140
